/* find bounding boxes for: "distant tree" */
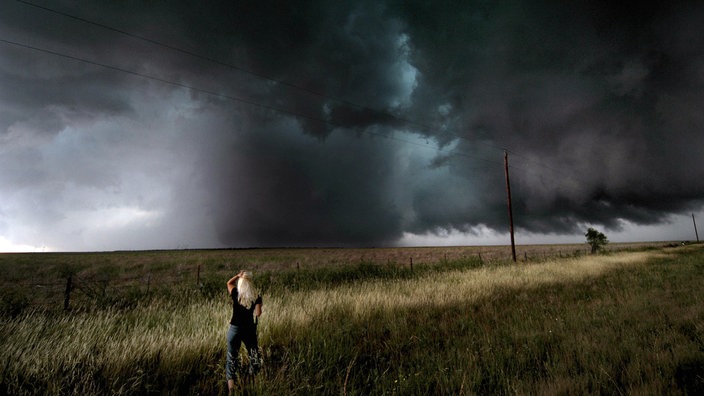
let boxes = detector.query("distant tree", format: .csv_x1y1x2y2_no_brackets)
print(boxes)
585,227,609,254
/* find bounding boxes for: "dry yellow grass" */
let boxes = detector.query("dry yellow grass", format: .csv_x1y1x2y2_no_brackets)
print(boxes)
2,246,701,394
3,251,649,383
259,251,651,336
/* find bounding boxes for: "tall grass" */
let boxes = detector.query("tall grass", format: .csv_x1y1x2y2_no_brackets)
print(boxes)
1,246,703,394
1,297,227,394
258,250,702,395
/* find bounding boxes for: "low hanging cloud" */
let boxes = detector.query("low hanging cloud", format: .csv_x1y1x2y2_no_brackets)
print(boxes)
1,0,703,250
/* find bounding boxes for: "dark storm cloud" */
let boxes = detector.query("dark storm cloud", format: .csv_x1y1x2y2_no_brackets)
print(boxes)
396,0,704,235
2,0,704,250
206,120,406,247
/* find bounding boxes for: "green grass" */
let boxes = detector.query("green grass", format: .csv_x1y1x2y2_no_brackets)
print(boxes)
1,244,703,394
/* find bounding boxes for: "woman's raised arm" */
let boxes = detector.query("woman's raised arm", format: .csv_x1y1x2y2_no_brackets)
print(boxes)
226,271,243,295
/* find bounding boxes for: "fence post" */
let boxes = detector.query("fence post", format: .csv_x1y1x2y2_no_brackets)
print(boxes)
64,274,72,311
409,257,413,272
197,264,201,286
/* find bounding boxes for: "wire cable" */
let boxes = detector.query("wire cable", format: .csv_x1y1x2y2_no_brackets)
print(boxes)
14,1,431,131
14,0,511,156
8,2,579,179
0,38,336,127
0,37,503,169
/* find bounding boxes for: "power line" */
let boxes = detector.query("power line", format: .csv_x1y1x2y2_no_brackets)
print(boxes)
7,2,579,184
14,0,431,132
0,37,503,169
14,0,511,157
0,38,333,126
1,35,581,194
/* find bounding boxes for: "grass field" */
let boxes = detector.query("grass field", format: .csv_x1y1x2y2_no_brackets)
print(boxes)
1,242,702,394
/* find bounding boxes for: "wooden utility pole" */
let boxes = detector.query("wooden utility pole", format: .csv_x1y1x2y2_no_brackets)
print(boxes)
504,151,517,262
693,213,700,243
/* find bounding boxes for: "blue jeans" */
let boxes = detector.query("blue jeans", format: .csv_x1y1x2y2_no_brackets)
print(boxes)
226,324,260,379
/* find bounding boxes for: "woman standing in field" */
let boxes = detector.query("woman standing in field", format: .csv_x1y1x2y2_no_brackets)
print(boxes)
226,270,262,391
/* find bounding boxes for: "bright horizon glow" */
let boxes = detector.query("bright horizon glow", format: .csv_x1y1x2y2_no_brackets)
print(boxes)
0,236,50,252
397,212,702,247
2,211,700,253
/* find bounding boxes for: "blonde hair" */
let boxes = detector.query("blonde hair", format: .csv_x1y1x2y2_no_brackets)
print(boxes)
236,271,257,308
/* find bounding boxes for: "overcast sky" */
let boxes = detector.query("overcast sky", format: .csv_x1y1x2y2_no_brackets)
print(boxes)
1,0,703,252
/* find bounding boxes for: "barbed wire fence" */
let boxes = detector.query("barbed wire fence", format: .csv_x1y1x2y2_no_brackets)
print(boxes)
1,242,670,315
1,262,211,314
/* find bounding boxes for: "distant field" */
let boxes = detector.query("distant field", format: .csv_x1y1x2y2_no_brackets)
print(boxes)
0,242,669,312
1,242,702,394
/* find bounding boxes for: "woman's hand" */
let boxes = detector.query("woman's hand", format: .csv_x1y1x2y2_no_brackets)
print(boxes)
227,271,243,294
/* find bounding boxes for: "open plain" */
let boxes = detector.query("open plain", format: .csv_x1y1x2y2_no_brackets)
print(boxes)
1,242,702,394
